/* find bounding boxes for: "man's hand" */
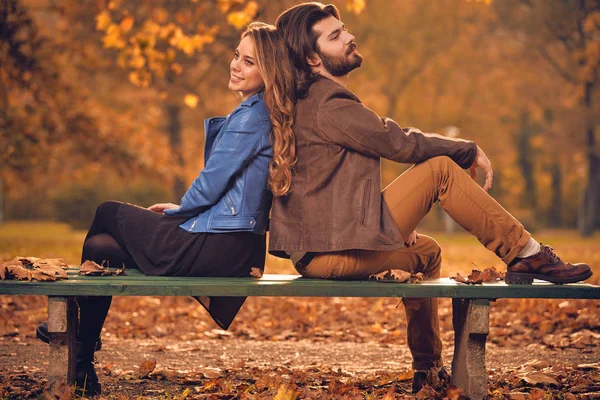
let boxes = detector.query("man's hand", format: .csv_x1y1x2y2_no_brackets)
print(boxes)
404,230,419,247
148,203,179,214
469,145,493,192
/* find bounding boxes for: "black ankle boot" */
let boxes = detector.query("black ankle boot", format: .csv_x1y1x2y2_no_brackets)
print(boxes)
75,341,102,396
36,322,102,351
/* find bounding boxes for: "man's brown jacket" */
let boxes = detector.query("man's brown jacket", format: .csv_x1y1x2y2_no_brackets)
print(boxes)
269,76,477,257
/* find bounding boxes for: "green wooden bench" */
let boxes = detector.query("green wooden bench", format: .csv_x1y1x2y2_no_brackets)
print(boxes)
1,268,598,399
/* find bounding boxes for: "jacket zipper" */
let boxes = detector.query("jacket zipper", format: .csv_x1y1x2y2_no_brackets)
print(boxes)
225,195,236,215
361,179,371,226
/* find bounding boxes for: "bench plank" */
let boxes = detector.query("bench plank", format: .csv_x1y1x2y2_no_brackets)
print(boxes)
0,271,598,299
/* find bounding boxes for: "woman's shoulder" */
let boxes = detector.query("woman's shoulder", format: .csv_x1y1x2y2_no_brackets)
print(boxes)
235,92,269,121
226,94,270,134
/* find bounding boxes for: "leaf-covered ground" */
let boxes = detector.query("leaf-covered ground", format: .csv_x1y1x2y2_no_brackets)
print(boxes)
0,223,599,398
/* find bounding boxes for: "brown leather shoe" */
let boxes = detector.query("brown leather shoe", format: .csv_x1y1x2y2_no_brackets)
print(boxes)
506,243,592,284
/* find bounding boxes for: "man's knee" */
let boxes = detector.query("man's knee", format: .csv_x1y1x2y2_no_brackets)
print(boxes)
418,235,442,276
426,156,456,172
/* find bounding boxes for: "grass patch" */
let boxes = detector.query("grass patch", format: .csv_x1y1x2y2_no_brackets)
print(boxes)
0,222,598,283
0,221,86,265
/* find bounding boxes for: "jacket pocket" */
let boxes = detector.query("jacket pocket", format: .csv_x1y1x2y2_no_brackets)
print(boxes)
224,194,239,215
209,216,256,230
361,179,371,227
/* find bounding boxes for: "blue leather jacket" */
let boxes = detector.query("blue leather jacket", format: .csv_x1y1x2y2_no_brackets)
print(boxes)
164,92,273,234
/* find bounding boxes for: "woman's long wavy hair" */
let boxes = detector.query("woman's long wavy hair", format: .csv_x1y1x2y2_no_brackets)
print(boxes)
242,22,296,196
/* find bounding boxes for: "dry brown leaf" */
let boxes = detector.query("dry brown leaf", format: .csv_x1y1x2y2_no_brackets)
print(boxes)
415,383,439,399
7,264,32,281
33,258,68,270
30,270,57,282
369,269,411,283
80,260,107,274
444,384,464,400
411,272,425,283
137,359,157,377
519,371,560,386
528,388,547,400
451,266,504,284
250,267,263,278
80,260,125,276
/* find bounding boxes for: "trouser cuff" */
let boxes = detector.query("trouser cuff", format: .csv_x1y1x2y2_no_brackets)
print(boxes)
501,229,532,265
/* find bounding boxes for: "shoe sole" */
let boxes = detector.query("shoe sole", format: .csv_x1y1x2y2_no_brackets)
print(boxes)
505,270,593,285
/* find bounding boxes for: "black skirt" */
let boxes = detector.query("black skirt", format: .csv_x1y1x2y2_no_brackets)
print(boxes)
116,203,266,329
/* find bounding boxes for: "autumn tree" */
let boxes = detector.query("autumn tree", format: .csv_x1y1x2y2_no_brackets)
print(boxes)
0,0,175,222
493,0,600,235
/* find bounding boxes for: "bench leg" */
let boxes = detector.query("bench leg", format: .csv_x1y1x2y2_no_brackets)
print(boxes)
47,296,77,392
451,298,490,400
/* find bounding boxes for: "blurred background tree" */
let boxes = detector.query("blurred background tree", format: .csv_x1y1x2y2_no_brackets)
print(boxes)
0,0,597,235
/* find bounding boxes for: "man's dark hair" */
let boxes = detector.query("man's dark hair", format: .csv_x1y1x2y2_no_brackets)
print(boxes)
276,2,340,98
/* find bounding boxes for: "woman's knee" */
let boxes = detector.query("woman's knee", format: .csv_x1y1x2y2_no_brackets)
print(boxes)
95,201,122,219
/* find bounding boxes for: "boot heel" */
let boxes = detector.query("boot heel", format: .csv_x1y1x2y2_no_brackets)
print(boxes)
505,271,534,285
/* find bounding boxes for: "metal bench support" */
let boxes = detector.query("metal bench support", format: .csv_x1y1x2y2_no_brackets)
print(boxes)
47,296,77,392
451,298,490,400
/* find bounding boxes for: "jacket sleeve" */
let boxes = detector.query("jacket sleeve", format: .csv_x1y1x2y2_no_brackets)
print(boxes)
316,87,478,168
164,108,265,218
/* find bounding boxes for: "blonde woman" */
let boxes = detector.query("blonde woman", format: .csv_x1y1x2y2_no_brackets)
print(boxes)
36,22,296,395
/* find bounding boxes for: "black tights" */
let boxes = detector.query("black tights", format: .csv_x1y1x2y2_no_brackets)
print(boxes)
77,201,139,343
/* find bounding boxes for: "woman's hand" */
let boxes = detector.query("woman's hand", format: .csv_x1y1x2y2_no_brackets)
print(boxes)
404,230,419,247
469,145,493,192
148,203,179,214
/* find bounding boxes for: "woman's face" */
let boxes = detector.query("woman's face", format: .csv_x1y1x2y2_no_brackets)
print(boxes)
229,35,264,101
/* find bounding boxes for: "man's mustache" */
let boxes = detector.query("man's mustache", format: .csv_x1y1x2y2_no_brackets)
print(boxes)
346,42,357,55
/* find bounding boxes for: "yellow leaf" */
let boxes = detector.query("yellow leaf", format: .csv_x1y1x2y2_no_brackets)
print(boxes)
120,16,134,33
227,11,252,30
184,94,199,109
176,36,195,56
170,63,183,75
129,54,146,69
273,384,299,400
96,10,112,31
180,387,190,399
103,24,126,49
346,0,366,15
152,7,169,24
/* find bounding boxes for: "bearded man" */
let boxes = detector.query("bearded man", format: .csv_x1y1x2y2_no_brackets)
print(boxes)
268,2,592,392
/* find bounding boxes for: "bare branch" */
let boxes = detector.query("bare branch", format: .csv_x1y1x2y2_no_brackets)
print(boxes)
536,45,577,84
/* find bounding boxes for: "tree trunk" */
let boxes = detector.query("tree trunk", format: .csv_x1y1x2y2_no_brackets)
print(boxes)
166,104,187,200
577,82,598,236
0,176,3,225
516,112,537,211
548,162,562,227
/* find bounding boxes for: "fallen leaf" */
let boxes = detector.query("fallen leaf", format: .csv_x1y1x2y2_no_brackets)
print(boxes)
528,388,546,400
519,371,559,386
369,269,411,283
137,359,157,377
451,266,504,284
250,267,263,278
445,384,464,400
80,260,125,276
415,383,439,399
273,383,300,400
